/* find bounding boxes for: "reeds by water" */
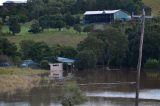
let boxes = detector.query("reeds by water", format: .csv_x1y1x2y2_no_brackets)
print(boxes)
0,68,48,95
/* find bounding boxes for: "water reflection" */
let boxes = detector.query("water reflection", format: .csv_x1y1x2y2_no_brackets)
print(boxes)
1,69,160,106
80,97,160,106
86,89,160,100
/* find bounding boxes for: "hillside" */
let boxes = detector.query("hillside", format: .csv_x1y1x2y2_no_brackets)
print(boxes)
7,30,86,47
3,23,87,47
143,0,160,16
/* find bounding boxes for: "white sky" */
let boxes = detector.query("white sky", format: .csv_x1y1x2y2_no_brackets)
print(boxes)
0,0,27,5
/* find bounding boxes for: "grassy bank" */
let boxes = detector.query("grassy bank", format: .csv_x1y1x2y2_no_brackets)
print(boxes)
0,68,48,95
0,67,48,75
0,75,41,95
2,23,87,47
7,30,86,47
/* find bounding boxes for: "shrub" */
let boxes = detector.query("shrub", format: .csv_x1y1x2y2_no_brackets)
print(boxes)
73,24,82,33
40,60,49,70
144,59,160,69
29,20,42,33
83,24,94,33
61,83,86,106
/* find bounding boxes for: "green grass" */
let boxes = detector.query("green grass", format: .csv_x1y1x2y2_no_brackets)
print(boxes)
0,68,48,95
0,67,48,75
143,0,160,16
2,23,87,47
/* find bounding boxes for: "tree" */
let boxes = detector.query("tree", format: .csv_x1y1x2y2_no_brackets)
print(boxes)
55,20,65,31
74,24,82,33
18,15,28,23
20,40,52,62
0,38,18,64
38,15,50,30
8,16,21,35
126,19,160,67
94,27,128,67
48,15,65,30
0,55,11,64
64,13,75,26
0,38,17,57
75,50,97,70
29,20,42,33
59,46,77,59
77,35,105,64
51,45,77,59
27,0,45,19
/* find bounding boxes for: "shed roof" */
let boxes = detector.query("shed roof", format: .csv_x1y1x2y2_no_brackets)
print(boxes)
57,57,75,63
4,0,27,4
84,10,120,15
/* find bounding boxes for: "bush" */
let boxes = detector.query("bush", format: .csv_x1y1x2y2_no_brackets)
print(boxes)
83,24,94,33
0,38,17,57
73,24,82,33
40,60,49,70
144,59,160,69
29,20,42,33
61,83,86,106
18,15,28,23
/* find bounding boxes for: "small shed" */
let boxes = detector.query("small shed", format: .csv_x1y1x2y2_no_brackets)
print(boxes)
57,57,75,70
84,9,131,24
49,63,63,79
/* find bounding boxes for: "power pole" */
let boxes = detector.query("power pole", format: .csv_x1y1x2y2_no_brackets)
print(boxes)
134,8,153,106
135,8,145,106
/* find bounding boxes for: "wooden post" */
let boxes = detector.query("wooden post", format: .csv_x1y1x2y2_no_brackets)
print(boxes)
135,9,145,106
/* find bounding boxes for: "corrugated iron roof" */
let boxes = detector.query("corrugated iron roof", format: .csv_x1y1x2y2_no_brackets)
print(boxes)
57,57,75,63
4,0,27,4
84,10,120,15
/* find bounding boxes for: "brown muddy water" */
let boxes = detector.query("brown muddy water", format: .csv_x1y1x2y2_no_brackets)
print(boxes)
1,69,160,106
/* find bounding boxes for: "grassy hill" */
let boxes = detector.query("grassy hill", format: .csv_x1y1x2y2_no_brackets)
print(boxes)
2,23,87,47
143,0,160,16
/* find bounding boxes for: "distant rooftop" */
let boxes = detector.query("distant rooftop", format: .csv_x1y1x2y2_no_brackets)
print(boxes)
84,10,120,15
3,0,27,4
57,57,75,63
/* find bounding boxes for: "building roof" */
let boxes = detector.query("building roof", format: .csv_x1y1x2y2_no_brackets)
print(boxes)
84,10,120,15
57,57,75,63
3,0,27,4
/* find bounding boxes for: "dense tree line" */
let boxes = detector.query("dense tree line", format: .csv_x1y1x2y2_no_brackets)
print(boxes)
0,0,150,28
0,0,151,35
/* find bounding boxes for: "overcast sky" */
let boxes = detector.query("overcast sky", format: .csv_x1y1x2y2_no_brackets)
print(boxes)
0,0,27,5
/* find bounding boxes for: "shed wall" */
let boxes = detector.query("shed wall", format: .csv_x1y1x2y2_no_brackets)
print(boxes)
114,11,131,21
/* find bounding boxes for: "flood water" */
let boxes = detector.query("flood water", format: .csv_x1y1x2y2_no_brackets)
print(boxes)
1,69,160,106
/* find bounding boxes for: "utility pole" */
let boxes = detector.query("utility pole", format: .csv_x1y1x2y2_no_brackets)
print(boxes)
135,8,145,106
134,8,153,106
